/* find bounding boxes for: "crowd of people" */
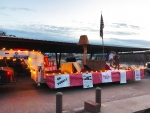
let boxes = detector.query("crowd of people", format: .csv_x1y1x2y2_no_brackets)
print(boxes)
108,51,120,70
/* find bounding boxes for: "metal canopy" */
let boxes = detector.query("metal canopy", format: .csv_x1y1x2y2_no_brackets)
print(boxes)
0,36,149,54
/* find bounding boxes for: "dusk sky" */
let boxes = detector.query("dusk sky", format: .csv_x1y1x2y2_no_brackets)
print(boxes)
0,0,150,48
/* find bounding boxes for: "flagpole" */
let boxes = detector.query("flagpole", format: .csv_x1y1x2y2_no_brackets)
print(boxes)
102,36,104,60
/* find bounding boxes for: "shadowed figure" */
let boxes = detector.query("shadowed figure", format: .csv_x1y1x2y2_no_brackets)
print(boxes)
114,54,120,70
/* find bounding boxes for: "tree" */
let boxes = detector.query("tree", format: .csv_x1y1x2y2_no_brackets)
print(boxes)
0,30,16,37
0,30,7,36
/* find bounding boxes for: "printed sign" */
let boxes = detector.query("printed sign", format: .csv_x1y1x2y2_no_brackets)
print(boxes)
14,51,29,59
135,69,141,81
54,74,70,88
102,71,112,83
119,70,127,83
82,73,93,88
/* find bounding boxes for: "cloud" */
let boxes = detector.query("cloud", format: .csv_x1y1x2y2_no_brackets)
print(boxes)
110,23,140,29
1,22,148,48
90,38,150,48
0,7,36,12
105,23,140,36
105,31,139,36
129,25,140,29
3,28,150,48
0,12,9,16
3,29,78,43
111,23,128,28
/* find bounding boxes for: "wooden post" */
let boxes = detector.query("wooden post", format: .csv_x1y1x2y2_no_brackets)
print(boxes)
56,92,63,113
83,45,87,65
95,87,101,107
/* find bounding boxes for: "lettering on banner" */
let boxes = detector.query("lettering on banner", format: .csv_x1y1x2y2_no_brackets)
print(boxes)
57,77,61,80
102,71,112,83
57,78,67,85
55,74,70,88
14,51,28,59
103,75,110,79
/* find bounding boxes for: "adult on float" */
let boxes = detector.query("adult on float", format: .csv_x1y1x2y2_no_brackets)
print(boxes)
114,54,120,70
108,51,115,67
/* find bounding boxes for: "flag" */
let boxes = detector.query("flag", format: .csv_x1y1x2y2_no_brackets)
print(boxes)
100,14,104,38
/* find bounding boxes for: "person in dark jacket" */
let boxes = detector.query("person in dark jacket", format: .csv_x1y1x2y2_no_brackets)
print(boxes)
114,54,120,70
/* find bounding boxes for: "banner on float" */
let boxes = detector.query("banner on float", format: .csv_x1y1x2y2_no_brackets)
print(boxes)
54,74,70,88
82,73,93,88
120,70,127,83
135,69,141,81
102,71,112,83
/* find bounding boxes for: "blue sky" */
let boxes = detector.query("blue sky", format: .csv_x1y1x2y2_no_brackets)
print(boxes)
0,0,150,48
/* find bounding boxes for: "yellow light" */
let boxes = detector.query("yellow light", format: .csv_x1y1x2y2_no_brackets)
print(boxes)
28,58,32,61
2,48,5,50
33,50,35,51
13,58,16,61
7,57,10,59
10,49,13,51
33,71,36,74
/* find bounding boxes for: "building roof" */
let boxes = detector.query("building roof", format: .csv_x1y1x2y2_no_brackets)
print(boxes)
0,36,149,54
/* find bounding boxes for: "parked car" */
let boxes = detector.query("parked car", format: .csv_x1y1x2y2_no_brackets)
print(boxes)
65,56,76,62
145,62,150,74
0,67,14,85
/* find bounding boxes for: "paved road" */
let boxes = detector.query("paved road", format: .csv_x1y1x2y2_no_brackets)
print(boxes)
0,73,150,113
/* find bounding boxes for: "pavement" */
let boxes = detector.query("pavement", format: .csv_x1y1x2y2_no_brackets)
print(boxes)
1,72,150,113
70,72,150,113
71,94,150,113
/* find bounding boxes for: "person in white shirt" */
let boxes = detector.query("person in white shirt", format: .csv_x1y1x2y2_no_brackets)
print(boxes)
108,51,115,67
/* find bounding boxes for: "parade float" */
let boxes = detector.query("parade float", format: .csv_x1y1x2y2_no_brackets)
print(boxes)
45,35,145,89
0,35,145,89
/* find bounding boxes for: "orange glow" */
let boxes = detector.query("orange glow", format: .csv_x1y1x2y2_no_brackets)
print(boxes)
2,48,6,50
13,58,16,61
28,58,32,61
